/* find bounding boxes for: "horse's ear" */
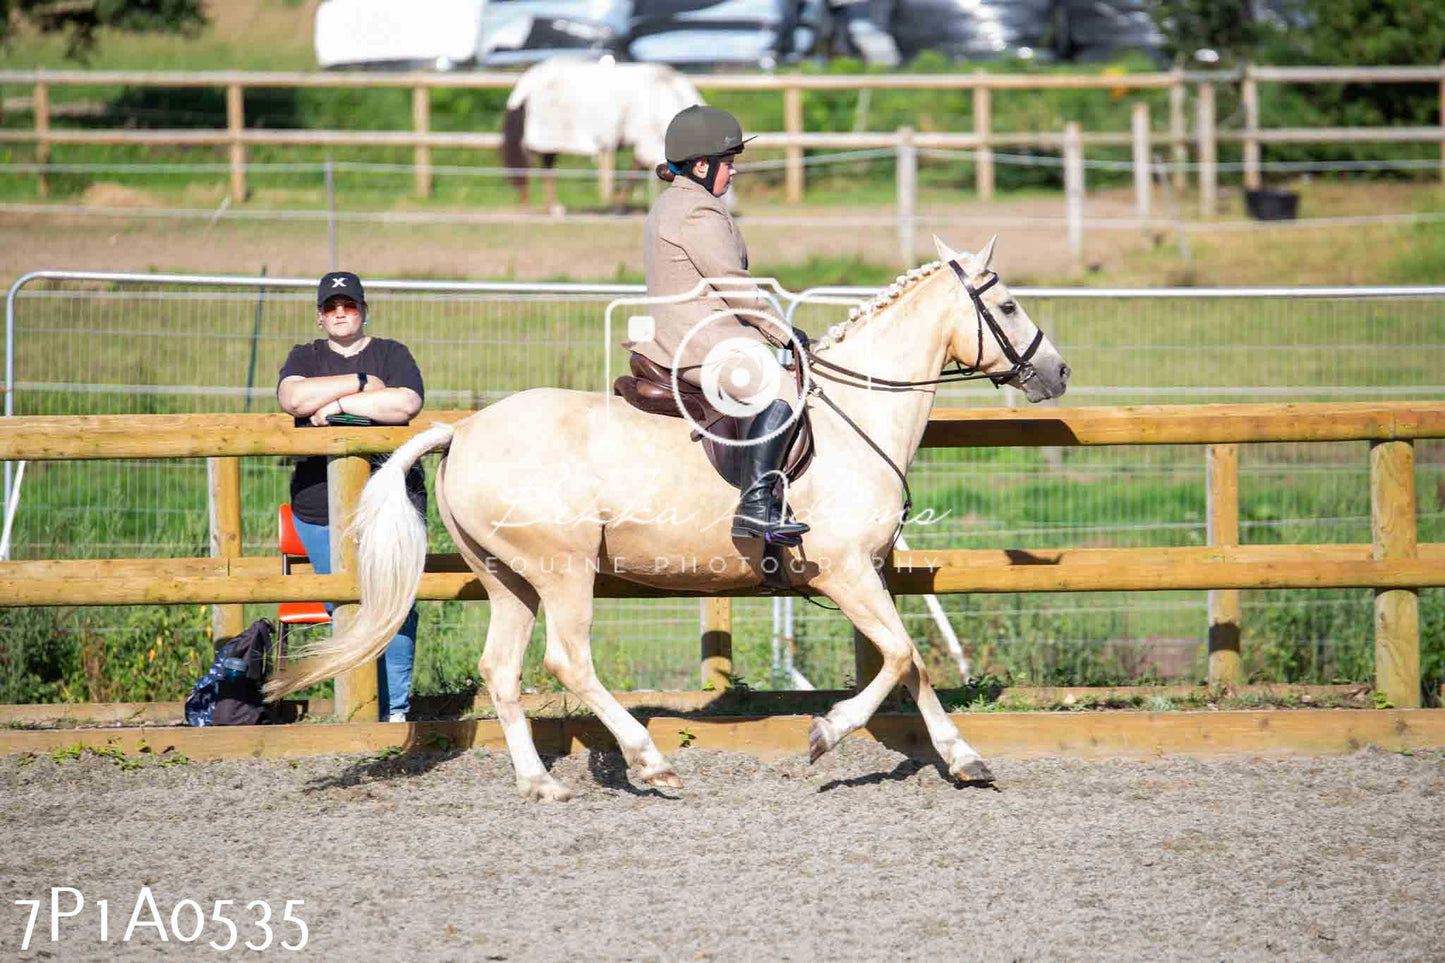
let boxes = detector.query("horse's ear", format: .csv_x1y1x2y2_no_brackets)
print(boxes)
968,235,998,275
932,235,958,264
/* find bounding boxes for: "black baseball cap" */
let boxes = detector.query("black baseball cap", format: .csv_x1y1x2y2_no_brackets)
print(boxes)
318,271,366,308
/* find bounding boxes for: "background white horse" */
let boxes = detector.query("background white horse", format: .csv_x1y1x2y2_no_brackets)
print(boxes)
501,57,734,212
268,235,1070,801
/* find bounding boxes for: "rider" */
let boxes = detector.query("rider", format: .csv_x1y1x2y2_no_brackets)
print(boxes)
630,104,810,547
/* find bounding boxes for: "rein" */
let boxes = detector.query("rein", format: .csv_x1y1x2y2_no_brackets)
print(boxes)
802,260,1044,391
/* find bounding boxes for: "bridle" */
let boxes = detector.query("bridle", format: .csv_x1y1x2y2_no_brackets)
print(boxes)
797,257,1047,544
802,258,1044,391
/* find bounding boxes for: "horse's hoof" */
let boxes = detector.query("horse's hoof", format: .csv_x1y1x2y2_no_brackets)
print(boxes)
808,717,836,764
953,757,995,784
518,775,574,802
642,769,683,790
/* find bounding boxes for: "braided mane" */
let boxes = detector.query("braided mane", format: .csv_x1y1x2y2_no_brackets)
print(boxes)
810,260,947,351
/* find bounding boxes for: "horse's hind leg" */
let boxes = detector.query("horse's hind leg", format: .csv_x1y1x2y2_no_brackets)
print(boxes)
439,474,571,800
814,567,993,783
476,565,577,800
534,562,681,790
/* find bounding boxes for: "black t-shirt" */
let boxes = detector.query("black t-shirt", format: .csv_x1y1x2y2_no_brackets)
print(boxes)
278,337,427,526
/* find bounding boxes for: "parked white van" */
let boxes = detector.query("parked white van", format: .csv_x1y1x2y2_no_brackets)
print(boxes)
314,0,487,70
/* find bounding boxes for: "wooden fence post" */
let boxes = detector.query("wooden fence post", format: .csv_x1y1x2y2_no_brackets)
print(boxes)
34,77,49,198
1169,69,1187,191
226,83,246,204
1063,121,1084,272
973,73,994,201
1131,101,1151,227
784,83,803,203
329,454,376,722
895,125,916,268
700,597,732,690
1207,444,1241,687
1371,439,1420,708
598,149,615,205
1197,82,1217,218
412,85,432,199
207,456,246,641
1242,64,1261,191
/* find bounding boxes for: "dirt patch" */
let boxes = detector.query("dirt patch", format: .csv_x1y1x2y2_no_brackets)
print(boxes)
3,742,1442,960
78,183,161,209
2,181,1436,291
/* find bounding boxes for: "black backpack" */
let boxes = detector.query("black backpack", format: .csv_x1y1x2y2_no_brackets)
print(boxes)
185,619,274,726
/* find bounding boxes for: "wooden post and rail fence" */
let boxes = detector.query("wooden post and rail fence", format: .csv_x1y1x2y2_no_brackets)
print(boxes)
4,63,1445,222
2,401,1441,722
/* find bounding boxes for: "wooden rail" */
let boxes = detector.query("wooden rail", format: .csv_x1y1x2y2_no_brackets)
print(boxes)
4,403,1441,459
1,401,1441,714
3,64,1443,210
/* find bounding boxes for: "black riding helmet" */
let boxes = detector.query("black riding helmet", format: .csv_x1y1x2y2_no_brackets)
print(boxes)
665,105,754,194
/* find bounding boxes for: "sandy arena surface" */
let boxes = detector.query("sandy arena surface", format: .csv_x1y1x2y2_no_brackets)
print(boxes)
3,740,1443,961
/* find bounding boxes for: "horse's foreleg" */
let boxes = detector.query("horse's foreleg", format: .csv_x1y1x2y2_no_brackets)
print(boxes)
541,153,563,216
814,569,991,782
535,564,681,790
899,657,994,783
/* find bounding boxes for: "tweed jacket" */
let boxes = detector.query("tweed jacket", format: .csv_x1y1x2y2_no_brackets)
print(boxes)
631,176,773,370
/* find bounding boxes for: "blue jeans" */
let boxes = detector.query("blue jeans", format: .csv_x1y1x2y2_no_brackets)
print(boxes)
292,515,418,720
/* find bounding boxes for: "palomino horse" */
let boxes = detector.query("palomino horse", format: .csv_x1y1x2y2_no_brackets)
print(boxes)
502,58,718,213
267,235,1070,801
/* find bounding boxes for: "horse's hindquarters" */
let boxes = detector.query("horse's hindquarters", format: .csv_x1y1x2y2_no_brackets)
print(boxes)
439,390,766,590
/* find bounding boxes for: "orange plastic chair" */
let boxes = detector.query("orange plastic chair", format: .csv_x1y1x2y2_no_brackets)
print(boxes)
276,504,331,668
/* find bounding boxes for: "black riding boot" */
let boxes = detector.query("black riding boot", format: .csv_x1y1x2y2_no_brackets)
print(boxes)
732,400,810,546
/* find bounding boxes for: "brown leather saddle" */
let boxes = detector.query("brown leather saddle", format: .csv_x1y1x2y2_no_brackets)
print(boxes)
613,352,815,490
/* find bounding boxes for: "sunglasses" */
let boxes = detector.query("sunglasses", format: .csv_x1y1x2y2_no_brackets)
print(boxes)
321,298,362,314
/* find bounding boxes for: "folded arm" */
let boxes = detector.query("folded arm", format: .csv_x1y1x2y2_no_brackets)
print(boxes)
278,374,422,426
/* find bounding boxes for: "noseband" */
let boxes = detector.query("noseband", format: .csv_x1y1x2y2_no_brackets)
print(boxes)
948,260,1045,389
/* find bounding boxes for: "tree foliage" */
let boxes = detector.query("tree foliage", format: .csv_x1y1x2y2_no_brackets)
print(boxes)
1149,0,1274,66
0,0,208,60
1151,0,1445,67
1285,0,1445,68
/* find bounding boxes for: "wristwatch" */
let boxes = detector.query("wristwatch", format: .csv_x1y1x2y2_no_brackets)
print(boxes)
357,371,369,391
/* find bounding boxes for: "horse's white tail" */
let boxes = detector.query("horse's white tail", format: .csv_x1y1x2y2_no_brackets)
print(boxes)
264,422,456,705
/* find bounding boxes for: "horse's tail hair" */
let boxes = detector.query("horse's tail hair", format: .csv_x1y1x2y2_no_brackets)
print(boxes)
264,421,456,709
501,102,529,189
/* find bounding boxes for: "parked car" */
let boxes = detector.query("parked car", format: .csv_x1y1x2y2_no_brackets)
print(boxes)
624,0,829,70
880,0,1057,64
1054,0,1165,64
478,0,631,67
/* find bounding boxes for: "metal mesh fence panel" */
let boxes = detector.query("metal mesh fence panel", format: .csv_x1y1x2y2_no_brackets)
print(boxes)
5,276,1444,698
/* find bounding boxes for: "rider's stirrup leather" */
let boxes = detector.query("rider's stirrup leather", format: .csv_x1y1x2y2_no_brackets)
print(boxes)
732,399,810,546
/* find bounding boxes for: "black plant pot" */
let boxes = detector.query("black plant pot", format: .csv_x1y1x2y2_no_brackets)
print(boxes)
1244,188,1299,221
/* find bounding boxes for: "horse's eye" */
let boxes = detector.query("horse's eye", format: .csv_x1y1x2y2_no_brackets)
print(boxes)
1000,301,1017,315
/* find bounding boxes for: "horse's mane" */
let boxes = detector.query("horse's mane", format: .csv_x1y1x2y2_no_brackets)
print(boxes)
810,260,946,352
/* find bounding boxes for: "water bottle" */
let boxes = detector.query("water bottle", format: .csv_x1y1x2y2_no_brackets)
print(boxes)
221,656,247,681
